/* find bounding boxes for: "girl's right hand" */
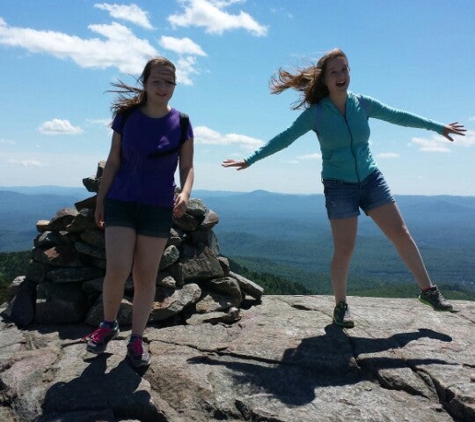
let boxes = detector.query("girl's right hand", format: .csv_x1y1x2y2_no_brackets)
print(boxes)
95,202,105,229
221,159,249,170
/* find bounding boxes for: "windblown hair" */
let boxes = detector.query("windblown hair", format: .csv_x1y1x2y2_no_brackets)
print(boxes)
109,57,176,117
270,48,348,109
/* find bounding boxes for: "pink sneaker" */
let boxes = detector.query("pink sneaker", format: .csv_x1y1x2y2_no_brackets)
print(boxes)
127,337,151,367
84,321,119,354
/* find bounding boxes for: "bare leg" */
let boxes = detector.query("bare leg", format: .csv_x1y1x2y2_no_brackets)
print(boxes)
368,202,432,290
130,235,168,337
329,217,358,304
102,227,136,321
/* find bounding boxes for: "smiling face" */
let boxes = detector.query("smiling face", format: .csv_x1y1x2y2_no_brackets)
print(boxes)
323,56,350,95
144,65,176,106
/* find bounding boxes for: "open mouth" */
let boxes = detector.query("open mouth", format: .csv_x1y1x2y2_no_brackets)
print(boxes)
336,81,346,87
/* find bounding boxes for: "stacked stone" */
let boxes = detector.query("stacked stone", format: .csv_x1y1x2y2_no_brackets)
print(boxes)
3,162,263,328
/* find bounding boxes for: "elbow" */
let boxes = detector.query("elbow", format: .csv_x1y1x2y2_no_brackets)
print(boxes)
180,165,194,182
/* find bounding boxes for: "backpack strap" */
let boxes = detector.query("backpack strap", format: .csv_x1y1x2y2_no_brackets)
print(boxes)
119,108,189,138
118,109,189,158
118,107,136,133
147,112,190,159
178,112,190,145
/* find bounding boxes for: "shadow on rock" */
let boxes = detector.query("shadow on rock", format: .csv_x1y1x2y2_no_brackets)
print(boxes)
39,353,165,422
188,325,453,407
349,328,452,354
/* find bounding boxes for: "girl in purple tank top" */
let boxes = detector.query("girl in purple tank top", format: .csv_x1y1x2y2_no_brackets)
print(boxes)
84,57,194,367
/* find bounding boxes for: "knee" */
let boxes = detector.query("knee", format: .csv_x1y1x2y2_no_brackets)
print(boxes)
131,270,157,290
389,223,414,243
105,267,132,283
333,245,355,261
132,280,156,298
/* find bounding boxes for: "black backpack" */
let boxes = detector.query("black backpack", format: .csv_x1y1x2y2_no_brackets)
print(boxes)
119,108,190,159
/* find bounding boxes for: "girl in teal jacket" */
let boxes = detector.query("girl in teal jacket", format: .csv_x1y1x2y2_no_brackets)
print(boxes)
223,48,466,328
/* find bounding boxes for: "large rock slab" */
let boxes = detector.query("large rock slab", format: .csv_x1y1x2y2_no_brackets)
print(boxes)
0,295,473,422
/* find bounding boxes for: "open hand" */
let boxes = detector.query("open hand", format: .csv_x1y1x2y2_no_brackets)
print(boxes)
221,159,249,170
173,193,188,218
443,122,466,142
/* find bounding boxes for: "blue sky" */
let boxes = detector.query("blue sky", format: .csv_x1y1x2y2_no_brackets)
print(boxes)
1,0,474,196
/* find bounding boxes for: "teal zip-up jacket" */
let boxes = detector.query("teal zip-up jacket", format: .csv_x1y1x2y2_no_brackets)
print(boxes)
245,92,446,183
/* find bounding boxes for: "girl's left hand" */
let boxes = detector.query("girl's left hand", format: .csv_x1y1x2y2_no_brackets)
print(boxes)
173,193,188,218
443,122,466,142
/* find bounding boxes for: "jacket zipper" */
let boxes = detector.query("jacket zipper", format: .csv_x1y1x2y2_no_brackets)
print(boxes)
344,115,360,182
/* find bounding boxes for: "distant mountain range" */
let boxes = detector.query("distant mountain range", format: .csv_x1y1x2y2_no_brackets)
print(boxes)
1,185,474,249
1,186,474,294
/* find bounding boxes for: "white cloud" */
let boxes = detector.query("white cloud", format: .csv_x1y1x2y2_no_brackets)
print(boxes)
175,56,199,85
169,0,268,36
94,3,153,29
455,130,475,147
297,153,321,161
0,138,17,145
194,126,264,150
411,130,475,150
38,119,84,135
284,159,300,165
1,150,106,186
0,17,202,84
87,118,112,127
8,159,47,167
270,6,294,19
411,135,452,153
0,19,157,74
377,152,400,159
159,36,206,56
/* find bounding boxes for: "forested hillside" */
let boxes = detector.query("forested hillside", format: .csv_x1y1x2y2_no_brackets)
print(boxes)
1,251,473,307
0,189,85,252
0,251,31,304
197,191,475,296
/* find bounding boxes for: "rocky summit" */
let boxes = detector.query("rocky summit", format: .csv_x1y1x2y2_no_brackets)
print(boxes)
0,295,474,421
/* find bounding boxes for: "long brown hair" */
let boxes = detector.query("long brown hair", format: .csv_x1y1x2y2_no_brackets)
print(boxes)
270,48,348,109
109,57,176,117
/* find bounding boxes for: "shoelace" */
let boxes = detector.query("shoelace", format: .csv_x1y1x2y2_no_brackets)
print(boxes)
427,289,442,298
83,326,111,343
337,302,348,311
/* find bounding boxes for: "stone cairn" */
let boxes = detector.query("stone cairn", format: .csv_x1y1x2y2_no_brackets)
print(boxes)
3,161,264,328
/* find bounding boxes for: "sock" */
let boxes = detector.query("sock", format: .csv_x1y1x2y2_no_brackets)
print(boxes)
421,286,436,293
102,320,117,328
130,334,142,342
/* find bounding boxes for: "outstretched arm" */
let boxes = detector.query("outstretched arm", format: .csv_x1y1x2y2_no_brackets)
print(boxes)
221,159,249,171
442,122,466,142
362,95,467,138
222,106,317,170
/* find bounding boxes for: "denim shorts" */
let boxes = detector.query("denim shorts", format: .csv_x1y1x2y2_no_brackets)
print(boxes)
104,198,173,237
323,169,395,219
